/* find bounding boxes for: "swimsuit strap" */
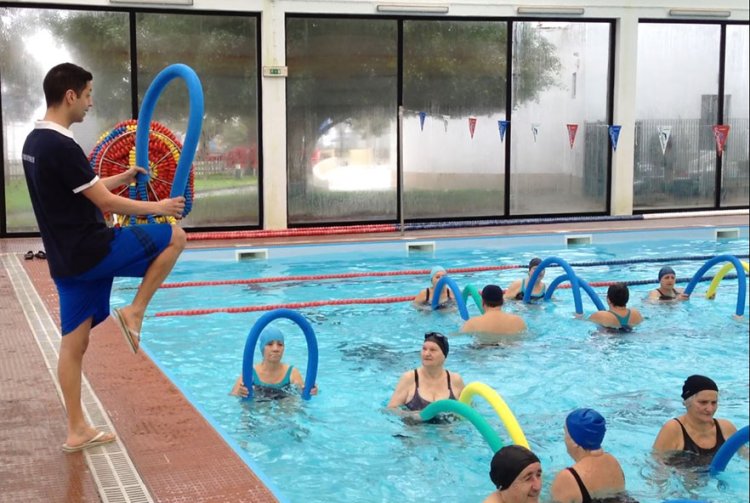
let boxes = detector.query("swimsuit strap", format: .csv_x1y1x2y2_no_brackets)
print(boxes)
566,467,592,503
425,288,430,303
414,368,420,388
445,370,457,400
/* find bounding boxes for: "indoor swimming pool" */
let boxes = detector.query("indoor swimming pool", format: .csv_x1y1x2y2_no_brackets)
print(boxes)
111,227,750,503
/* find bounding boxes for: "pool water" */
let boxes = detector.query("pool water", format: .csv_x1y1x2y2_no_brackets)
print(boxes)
112,232,750,503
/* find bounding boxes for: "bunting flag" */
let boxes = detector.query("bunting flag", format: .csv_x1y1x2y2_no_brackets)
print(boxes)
498,120,509,142
657,125,672,155
418,111,426,131
712,124,730,156
468,116,477,139
566,123,579,149
442,115,449,133
531,123,540,142
608,125,622,151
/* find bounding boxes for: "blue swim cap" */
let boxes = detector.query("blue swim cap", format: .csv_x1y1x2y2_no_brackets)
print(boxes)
258,326,284,356
566,408,606,450
658,266,676,280
430,266,446,280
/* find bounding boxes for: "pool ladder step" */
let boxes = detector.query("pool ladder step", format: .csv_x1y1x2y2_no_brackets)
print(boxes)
406,241,436,254
565,234,592,247
235,248,269,261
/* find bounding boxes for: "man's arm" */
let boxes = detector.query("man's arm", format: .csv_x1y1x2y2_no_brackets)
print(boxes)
82,179,184,217
99,166,145,192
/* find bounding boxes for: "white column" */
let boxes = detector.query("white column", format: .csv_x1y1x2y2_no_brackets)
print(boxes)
610,14,639,215
260,0,288,229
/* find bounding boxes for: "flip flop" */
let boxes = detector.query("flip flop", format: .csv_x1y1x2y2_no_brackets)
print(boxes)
35,250,47,259
61,430,116,453
111,308,140,354
24,251,34,260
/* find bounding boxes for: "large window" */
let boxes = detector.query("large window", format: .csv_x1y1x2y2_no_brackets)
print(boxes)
286,18,398,225
634,23,721,210
722,24,750,207
136,13,260,227
1,8,130,232
510,21,611,216
402,20,507,220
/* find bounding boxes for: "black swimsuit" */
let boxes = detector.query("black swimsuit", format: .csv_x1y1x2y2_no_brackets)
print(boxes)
656,288,678,301
404,369,456,411
566,467,638,503
424,287,454,309
674,418,726,456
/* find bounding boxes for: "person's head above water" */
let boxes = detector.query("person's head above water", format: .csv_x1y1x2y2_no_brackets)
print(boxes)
565,408,606,451
489,445,542,501
658,266,676,281
681,374,718,401
258,326,284,357
606,283,629,307
430,265,446,282
482,284,504,308
423,331,449,358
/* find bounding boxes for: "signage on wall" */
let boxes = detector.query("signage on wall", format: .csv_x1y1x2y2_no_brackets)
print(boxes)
419,111,427,131
262,66,288,77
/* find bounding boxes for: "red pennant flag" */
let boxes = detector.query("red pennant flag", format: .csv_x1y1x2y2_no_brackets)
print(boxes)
712,124,730,156
468,116,477,139
566,123,579,149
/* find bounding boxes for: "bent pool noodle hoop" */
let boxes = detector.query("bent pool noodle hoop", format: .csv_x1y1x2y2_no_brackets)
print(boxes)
420,399,503,453
546,274,606,312
241,308,319,400
135,63,204,203
432,276,470,320
459,381,529,448
684,255,747,316
462,284,484,314
705,261,749,300
529,257,582,313
709,425,749,475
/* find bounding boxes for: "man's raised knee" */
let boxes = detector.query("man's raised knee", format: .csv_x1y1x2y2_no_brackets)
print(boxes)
171,225,187,251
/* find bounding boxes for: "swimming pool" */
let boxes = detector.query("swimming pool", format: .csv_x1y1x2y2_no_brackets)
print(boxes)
111,228,750,503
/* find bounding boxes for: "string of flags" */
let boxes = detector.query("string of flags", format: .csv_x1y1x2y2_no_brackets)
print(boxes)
412,111,730,155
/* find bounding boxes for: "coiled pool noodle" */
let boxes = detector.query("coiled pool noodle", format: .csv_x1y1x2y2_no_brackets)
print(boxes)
709,425,749,476
420,399,503,453
135,63,204,218
432,276,470,320
241,309,318,400
684,255,747,316
459,382,529,448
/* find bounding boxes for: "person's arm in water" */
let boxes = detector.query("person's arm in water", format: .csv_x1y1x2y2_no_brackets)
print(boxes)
230,376,248,398
589,310,618,329
290,366,318,395
413,288,428,305
503,280,522,300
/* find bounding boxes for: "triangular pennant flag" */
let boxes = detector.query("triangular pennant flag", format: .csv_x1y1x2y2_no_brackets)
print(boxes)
657,125,672,155
498,120,509,142
418,111,426,131
712,124,730,157
566,123,579,149
609,125,622,151
468,116,477,139
531,123,540,142
443,115,449,133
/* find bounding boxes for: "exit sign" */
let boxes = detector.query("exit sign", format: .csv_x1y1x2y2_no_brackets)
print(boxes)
263,66,288,77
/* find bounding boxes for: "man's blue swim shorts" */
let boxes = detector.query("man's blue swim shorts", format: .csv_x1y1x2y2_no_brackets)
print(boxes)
54,224,173,335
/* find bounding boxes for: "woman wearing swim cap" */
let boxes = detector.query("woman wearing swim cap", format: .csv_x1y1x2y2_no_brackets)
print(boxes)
653,375,738,463
504,257,547,302
648,266,688,301
388,332,464,413
413,265,455,310
551,408,635,503
230,326,316,398
484,445,542,503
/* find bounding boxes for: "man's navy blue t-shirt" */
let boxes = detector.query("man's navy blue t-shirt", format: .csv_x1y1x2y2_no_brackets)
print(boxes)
22,122,114,278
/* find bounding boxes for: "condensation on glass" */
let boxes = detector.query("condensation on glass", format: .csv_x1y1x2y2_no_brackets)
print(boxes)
286,18,398,224
722,25,749,207
509,22,611,216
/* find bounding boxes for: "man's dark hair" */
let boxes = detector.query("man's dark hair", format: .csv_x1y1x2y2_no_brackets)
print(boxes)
607,283,629,307
43,63,93,108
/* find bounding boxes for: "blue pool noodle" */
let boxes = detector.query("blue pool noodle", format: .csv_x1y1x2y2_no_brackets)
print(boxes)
709,425,749,475
135,63,204,207
528,257,583,313
242,309,319,401
432,276,470,320
683,255,747,316
546,274,606,312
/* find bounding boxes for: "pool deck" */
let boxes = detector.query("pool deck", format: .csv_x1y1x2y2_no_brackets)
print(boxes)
1,214,747,502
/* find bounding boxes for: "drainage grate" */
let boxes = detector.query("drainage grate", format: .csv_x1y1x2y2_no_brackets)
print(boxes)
565,234,592,247
715,228,740,240
235,248,269,261
3,254,154,503
406,241,436,254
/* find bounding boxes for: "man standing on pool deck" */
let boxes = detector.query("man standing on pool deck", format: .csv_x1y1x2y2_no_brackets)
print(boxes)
22,63,186,453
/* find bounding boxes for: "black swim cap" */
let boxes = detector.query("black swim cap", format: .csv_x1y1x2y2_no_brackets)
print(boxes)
529,257,542,269
681,375,718,400
489,445,540,490
424,332,449,357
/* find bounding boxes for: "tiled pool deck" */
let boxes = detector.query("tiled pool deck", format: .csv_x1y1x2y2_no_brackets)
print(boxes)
1,214,747,502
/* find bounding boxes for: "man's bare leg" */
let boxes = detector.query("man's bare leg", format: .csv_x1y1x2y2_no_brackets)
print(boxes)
59,317,115,447
116,225,186,348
